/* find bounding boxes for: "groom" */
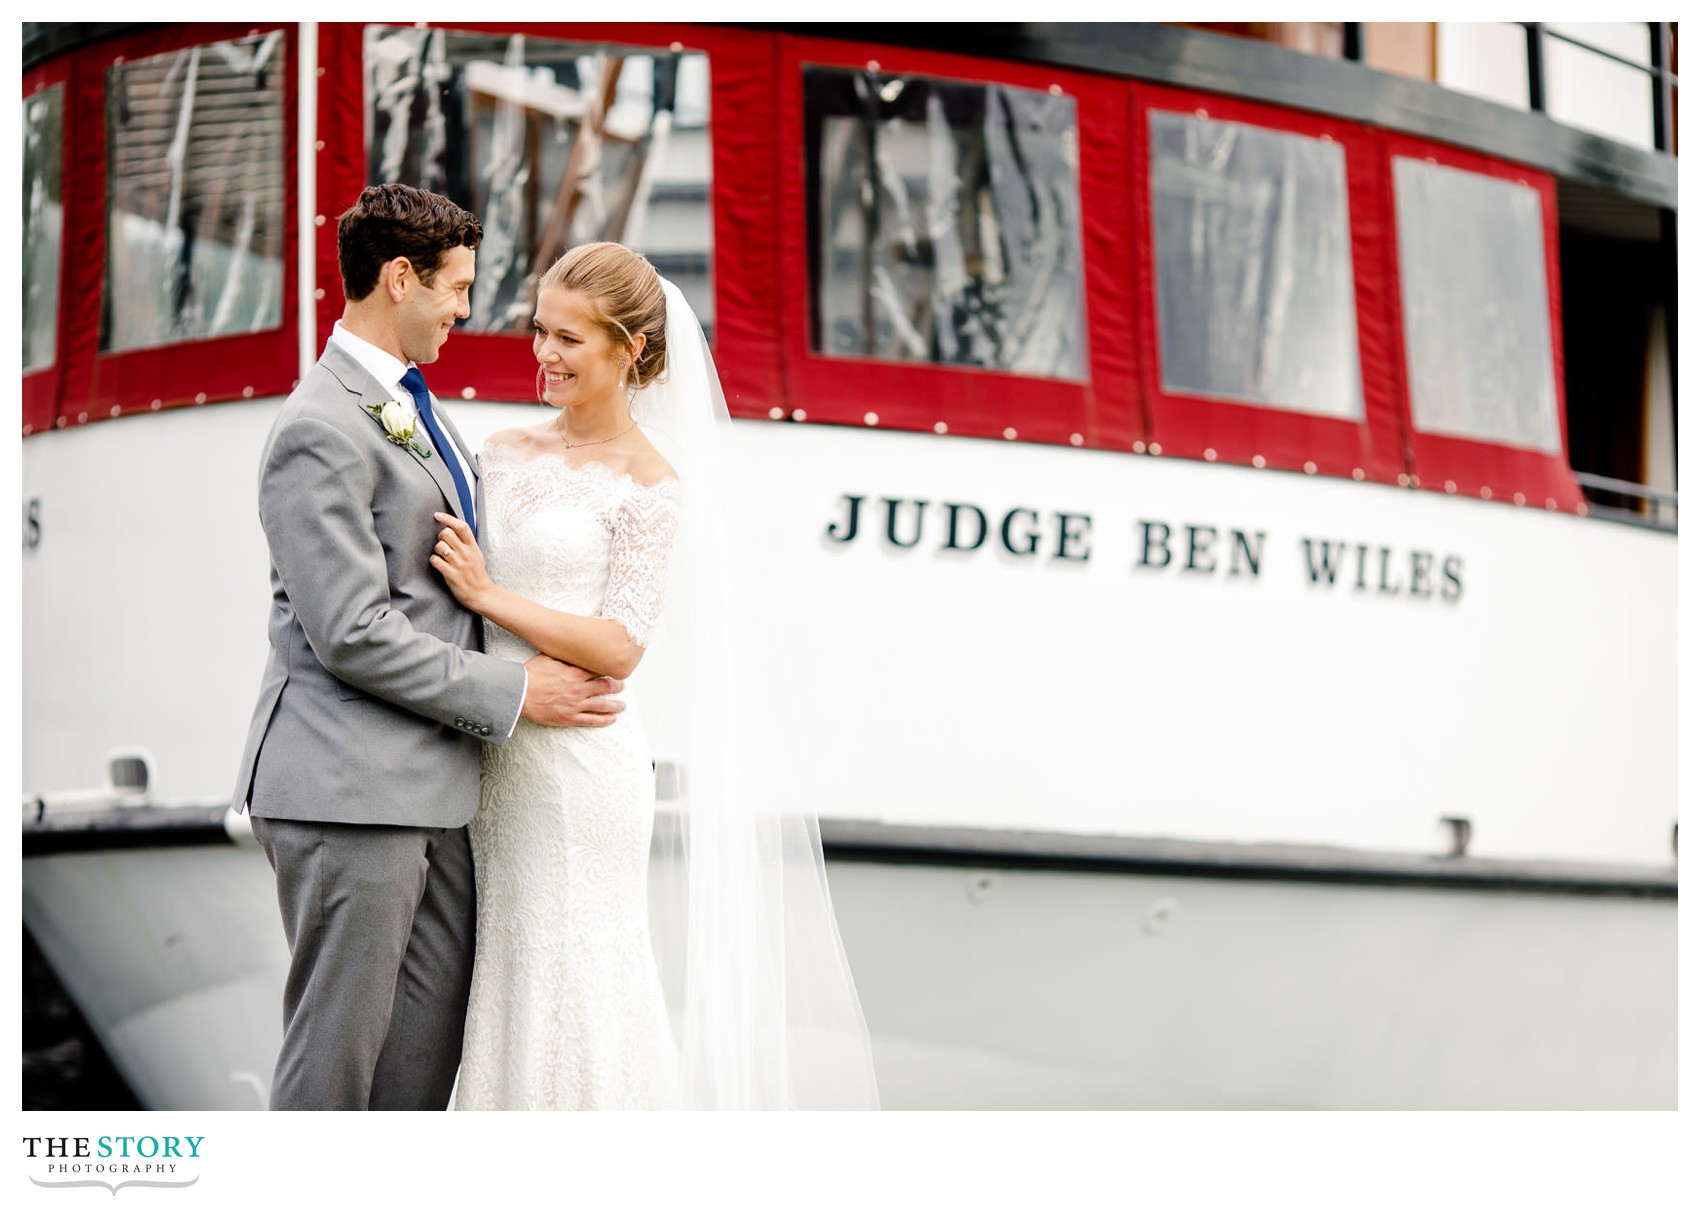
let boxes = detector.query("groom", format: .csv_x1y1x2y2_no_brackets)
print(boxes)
231,184,622,1110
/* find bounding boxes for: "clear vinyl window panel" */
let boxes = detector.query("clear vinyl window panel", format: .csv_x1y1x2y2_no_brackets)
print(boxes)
1543,29,1658,151
1148,111,1364,419
23,84,64,373
103,32,287,353
366,27,714,338
805,67,1087,379
1393,158,1560,453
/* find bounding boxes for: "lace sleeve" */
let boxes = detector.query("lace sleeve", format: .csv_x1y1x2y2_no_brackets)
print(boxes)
599,479,682,648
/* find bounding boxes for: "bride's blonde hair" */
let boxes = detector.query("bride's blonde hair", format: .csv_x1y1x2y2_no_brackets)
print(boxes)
538,242,668,389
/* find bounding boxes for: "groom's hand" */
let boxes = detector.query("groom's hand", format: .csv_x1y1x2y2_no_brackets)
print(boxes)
520,654,626,728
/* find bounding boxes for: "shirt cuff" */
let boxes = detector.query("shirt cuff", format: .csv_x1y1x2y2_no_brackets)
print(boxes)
504,667,527,740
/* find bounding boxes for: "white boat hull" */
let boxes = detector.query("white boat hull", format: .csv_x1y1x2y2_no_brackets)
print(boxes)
23,828,1675,1110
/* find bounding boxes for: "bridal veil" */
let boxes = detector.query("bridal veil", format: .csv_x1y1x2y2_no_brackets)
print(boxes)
636,279,880,1110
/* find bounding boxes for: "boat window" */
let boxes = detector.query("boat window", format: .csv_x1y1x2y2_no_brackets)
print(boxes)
1393,157,1560,453
23,84,63,373
1147,111,1364,420
101,32,287,353
1541,23,1659,151
364,27,714,338
803,66,1087,380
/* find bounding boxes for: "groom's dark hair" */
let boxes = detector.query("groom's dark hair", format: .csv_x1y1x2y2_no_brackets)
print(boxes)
337,184,483,302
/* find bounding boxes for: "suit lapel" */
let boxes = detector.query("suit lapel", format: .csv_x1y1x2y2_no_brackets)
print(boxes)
322,344,470,527
417,383,481,534
431,396,482,495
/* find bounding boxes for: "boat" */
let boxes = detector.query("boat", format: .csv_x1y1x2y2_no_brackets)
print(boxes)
21,20,1677,1110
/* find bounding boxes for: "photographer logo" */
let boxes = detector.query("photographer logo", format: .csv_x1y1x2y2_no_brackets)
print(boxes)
22,1135,203,1195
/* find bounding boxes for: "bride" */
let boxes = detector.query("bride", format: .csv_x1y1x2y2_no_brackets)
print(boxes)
430,242,878,1110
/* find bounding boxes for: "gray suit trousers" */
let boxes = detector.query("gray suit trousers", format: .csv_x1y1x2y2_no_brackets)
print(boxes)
249,815,476,1110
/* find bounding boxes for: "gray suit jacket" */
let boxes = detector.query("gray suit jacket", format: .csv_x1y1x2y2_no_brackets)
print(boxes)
231,342,526,828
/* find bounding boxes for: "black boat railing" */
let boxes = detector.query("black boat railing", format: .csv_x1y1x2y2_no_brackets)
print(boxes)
1572,470,1678,532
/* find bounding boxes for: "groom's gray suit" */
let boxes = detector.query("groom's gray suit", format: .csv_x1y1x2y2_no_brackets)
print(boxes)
232,339,526,1110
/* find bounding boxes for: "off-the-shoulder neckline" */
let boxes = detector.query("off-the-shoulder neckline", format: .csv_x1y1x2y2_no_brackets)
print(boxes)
482,438,679,491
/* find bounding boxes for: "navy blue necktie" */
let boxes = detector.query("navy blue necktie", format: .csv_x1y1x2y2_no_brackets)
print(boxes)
400,366,476,533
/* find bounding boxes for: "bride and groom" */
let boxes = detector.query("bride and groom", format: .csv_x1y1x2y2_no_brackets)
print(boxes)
231,184,877,1111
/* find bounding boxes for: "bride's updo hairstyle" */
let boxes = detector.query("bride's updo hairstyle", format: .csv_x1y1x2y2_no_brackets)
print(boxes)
539,242,667,388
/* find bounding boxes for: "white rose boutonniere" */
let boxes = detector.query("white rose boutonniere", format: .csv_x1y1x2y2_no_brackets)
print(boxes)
363,400,433,459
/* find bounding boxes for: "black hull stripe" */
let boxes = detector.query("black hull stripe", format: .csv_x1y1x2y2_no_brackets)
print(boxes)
23,802,1677,897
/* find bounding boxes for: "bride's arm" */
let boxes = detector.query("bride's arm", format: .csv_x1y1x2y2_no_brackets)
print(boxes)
430,511,646,679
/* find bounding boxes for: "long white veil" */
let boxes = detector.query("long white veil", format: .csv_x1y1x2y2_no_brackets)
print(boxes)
637,279,879,1109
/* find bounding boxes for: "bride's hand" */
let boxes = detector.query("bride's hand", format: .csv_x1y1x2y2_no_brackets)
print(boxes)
430,512,493,611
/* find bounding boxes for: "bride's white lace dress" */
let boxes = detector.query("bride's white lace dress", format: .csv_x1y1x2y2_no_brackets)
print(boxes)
452,441,682,1111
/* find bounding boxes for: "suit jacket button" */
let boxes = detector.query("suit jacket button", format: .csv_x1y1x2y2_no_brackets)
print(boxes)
455,717,466,728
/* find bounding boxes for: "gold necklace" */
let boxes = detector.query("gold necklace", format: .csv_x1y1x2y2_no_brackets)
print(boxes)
557,419,637,450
